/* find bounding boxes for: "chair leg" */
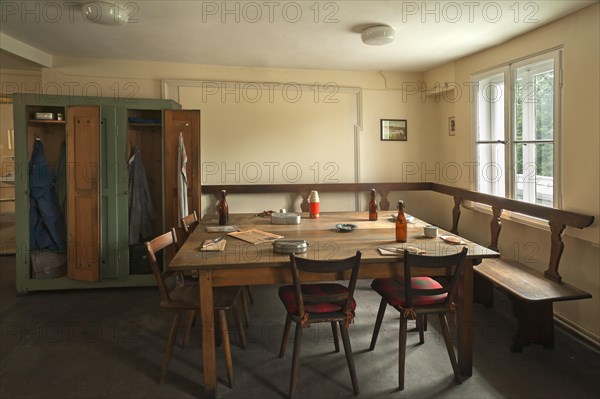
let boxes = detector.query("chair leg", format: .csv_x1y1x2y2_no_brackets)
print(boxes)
279,313,292,358
160,312,182,384
416,314,425,345
231,304,247,349
245,285,255,304
289,323,303,399
369,297,387,351
398,316,408,391
182,310,196,348
339,321,359,396
240,289,250,327
438,313,462,384
218,310,234,388
331,322,340,352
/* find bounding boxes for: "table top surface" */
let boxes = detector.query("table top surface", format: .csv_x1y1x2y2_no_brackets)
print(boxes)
168,211,499,271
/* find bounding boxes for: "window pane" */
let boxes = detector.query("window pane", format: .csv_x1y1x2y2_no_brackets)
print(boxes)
514,59,554,142
514,143,553,206
535,71,554,140
476,74,504,141
477,143,505,197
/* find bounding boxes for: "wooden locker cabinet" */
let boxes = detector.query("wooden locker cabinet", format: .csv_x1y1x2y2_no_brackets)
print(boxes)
12,94,200,294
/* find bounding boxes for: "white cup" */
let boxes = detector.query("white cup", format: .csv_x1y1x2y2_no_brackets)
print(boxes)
423,225,438,238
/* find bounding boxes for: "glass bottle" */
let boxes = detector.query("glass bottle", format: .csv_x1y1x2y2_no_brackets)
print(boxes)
218,190,229,225
395,200,407,243
368,189,378,221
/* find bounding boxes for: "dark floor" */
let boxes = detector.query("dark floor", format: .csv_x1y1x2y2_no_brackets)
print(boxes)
1,254,599,399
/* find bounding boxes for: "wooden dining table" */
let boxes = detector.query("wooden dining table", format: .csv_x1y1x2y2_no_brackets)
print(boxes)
168,211,499,397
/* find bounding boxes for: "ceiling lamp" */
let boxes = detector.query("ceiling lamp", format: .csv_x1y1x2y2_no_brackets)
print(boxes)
361,25,395,46
83,1,130,25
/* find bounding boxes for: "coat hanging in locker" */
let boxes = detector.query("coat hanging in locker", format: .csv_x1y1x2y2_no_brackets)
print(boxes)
29,137,67,253
128,145,155,245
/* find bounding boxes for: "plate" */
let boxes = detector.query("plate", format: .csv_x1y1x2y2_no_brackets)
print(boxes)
440,235,464,245
336,223,357,232
388,213,415,223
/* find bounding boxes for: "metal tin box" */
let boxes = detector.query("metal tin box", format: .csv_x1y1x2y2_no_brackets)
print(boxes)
34,112,54,120
272,239,308,254
271,212,301,225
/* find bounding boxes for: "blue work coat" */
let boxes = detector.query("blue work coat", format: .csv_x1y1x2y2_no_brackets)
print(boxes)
29,139,67,252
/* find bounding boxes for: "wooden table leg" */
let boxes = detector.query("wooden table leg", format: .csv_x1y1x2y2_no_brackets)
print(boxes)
198,270,217,398
457,260,474,377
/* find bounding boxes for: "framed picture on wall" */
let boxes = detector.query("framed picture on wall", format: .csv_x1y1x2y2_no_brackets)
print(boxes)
448,116,456,136
380,119,407,141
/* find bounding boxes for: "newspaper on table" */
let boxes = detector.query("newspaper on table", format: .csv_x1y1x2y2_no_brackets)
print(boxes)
228,229,283,245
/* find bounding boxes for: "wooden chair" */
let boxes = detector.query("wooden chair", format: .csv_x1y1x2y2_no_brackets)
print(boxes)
278,252,362,398
145,228,247,388
181,211,253,328
369,247,468,390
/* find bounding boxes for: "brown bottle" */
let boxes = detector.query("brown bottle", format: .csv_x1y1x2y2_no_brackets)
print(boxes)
368,189,378,221
395,200,407,243
218,190,229,225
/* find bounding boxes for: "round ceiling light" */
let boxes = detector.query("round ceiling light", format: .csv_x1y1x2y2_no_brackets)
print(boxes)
83,1,130,25
361,25,395,46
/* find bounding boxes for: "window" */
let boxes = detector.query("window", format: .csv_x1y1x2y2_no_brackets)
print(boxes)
474,50,561,208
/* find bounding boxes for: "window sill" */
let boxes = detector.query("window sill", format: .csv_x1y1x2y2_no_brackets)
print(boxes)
463,200,550,232
463,200,600,246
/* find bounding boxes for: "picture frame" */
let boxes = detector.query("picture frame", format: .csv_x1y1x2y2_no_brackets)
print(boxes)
380,119,407,141
448,116,456,136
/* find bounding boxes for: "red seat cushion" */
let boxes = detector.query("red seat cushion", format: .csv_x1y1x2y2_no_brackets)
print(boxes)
371,277,447,307
278,283,356,314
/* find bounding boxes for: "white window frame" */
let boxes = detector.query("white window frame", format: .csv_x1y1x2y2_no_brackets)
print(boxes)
470,49,562,227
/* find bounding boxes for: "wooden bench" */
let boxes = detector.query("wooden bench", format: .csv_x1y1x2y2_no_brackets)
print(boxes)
202,182,595,352
435,184,595,352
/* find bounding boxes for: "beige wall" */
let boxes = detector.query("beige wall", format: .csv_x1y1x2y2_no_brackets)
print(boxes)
2,3,598,340
422,4,600,341
36,57,438,215
0,70,42,214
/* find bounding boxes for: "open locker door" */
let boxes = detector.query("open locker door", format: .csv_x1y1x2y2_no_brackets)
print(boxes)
164,109,200,263
67,106,101,282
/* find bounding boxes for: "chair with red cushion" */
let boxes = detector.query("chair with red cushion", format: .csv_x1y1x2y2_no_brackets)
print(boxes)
369,247,468,390
278,251,362,398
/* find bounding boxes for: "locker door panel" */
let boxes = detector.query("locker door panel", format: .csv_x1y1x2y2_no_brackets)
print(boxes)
67,106,101,282
164,110,200,264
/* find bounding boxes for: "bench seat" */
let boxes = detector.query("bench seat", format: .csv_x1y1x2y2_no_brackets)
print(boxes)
474,258,592,352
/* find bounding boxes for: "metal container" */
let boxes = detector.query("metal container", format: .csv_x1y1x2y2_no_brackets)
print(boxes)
272,239,308,254
271,212,301,225
34,112,54,120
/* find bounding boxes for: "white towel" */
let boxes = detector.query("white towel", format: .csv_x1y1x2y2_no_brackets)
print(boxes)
177,132,188,227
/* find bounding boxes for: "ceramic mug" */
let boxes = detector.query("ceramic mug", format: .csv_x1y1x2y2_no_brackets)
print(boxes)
423,225,438,238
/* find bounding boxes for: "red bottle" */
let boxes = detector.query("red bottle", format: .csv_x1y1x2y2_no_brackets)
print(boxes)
309,191,320,219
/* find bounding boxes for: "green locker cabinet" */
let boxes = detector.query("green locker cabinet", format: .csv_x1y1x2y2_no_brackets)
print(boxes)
13,93,200,294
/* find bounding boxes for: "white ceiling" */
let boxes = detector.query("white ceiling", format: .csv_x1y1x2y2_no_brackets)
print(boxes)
0,1,597,72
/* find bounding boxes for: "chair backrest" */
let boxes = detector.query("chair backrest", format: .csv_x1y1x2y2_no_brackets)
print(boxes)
290,251,362,318
403,247,468,309
145,228,180,303
181,211,199,237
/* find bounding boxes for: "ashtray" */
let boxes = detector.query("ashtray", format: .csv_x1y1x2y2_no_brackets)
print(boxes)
336,223,357,232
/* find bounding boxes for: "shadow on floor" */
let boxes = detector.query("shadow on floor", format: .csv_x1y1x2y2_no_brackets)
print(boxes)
1,255,599,398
